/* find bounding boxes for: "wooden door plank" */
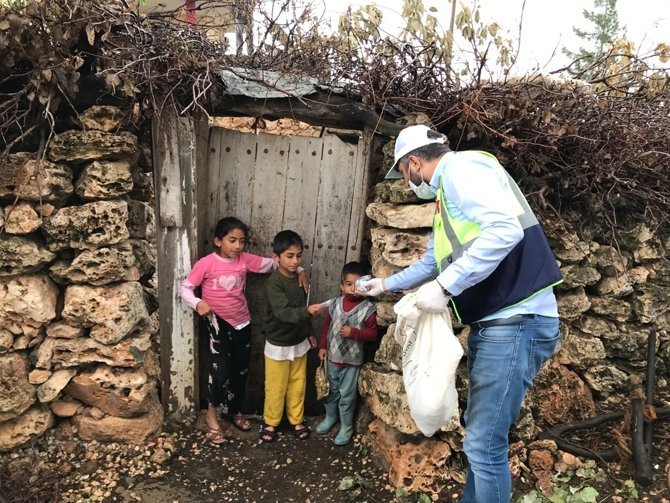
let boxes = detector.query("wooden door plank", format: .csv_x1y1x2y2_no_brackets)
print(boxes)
207,128,257,243
153,113,198,420
310,135,358,305
283,135,322,277
248,132,289,252
346,129,370,263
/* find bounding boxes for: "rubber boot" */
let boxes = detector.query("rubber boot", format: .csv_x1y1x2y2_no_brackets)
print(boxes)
316,400,339,435
333,406,355,446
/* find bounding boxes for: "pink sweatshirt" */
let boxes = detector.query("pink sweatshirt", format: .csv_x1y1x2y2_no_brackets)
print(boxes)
180,252,276,328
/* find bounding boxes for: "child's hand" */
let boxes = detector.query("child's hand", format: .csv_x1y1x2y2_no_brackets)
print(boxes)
339,325,352,338
308,336,317,348
196,301,212,316
318,348,327,361
298,270,308,293
307,304,323,316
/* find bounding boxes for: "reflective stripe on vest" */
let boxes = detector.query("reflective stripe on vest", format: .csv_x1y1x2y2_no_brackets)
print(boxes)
433,151,538,273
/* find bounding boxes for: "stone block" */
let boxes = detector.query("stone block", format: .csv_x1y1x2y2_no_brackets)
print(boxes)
0,153,73,201
73,398,163,443
62,282,149,344
0,405,53,452
365,202,434,229
0,236,56,277
0,353,35,423
43,200,129,251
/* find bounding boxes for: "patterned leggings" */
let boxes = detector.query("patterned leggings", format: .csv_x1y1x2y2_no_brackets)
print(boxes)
205,314,251,415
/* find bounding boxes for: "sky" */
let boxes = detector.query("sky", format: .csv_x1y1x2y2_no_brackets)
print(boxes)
317,0,670,75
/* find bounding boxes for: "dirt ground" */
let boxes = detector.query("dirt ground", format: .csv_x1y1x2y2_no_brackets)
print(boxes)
1,410,669,503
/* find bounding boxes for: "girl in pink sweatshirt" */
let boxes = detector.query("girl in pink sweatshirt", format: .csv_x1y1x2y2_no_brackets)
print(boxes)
180,217,305,444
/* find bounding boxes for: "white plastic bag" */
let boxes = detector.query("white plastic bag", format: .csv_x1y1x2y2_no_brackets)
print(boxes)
394,292,463,436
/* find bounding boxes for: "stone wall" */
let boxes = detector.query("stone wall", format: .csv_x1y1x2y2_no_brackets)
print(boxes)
360,155,669,494
0,106,162,451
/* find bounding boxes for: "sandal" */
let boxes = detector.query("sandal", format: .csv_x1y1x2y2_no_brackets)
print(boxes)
226,413,251,431
293,420,311,440
259,423,276,444
206,426,225,445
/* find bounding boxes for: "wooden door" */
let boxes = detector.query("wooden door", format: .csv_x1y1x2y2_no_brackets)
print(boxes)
202,127,369,413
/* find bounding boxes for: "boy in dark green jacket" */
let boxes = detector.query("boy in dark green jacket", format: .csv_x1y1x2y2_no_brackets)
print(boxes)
260,230,321,443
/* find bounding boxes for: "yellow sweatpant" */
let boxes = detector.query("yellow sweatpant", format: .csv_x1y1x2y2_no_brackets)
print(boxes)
263,354,307,427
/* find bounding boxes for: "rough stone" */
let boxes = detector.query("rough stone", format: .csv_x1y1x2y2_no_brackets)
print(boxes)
47,130,139,163
556,288,591,320
0,352,35,423
648,259,670,286
578,315,618,339
633,284,670,323
366,419,453,494
65,365,157,418
370,247,403,278
49,243,140,286
375,301,397,326
0,274,58,326
128,239,157,277
50,399,82,417
558,265,601,290
633,240,664,263
28,369,52,385
46,322,86,339
37,369,77,403
555,327,606,368
530,360,596,426
0,329,12,353
605,324,650,358
0,153,73,201
43,200,130,251
553,241,591,264
529,446,557,496
582,364,629,396
370,227,430,267
588,297,631,323
3,203,41,234
34,331,152,370
75,160,134,200
73,398,163,443
373,180,423,204
79,105,124,132
593,246,628,275
596,274,633,298
0,405,53,452
366,202,434,229
0,236,56,276
358,365,417,434
374,324,402,371
127,200,156,240
62,282,149,344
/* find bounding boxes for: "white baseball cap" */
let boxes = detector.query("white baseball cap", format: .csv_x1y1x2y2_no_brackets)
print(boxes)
385,125,446,179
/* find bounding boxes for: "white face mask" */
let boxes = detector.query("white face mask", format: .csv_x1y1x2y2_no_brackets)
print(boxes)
408,162,437,199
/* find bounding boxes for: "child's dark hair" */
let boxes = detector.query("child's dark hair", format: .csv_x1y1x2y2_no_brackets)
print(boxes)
341,261,370,279
214,217,249,239
272,230,304,255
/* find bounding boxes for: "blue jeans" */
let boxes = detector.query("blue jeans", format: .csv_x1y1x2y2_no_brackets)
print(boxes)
461,315,560,503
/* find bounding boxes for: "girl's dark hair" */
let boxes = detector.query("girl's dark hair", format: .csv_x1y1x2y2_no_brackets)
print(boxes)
272,230,303,255
214,217,249,239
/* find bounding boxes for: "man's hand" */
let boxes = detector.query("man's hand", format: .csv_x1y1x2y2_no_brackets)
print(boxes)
339,325,352,338
416,280,451,313
318,348,327,361
196,301,212,316
298,270,308,293
358,277,386,296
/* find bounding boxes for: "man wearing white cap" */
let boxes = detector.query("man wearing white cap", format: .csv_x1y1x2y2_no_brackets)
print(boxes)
359,125,563,503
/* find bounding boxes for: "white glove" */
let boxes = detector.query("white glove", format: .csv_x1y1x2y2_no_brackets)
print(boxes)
358,277,386,296
416,280,451,313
